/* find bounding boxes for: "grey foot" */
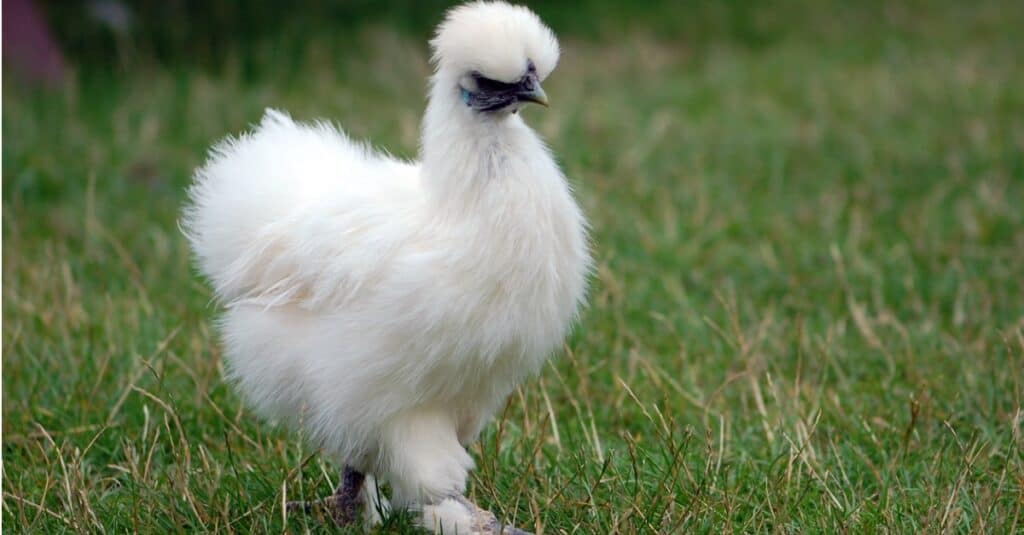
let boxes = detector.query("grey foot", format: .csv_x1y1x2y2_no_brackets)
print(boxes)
287,466,365,526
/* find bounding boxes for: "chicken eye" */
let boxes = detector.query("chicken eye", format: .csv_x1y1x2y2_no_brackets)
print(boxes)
471,73,516,93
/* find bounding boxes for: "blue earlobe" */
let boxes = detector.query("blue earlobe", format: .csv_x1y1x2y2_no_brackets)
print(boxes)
461,88,472,106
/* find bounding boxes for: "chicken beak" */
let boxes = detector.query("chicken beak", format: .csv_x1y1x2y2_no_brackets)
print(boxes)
517,84,549,107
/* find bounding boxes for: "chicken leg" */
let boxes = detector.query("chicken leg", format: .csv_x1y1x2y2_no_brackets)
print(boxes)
286,465,366,526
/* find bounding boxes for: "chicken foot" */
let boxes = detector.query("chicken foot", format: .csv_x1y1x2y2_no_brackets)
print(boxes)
285,466,531,534
421,495,533,535
286,465,365,526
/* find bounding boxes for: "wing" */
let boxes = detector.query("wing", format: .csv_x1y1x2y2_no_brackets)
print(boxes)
184,109,423,310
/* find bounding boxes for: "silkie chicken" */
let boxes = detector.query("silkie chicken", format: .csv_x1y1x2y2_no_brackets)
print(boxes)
183,1,590,532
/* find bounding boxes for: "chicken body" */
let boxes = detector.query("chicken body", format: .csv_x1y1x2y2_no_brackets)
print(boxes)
187,108,588,503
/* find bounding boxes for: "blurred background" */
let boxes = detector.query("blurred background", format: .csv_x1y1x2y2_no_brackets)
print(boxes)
4,0,1023,532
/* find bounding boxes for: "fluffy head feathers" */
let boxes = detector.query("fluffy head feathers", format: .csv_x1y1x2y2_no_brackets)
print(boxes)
430,1,560,83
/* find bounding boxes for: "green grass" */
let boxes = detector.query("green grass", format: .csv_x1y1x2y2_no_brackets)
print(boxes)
4,1,1023,532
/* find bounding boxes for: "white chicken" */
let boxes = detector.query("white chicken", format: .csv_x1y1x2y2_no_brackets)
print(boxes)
183,1,590,532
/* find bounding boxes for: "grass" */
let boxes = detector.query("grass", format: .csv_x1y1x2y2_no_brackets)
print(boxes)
4,0,1023,532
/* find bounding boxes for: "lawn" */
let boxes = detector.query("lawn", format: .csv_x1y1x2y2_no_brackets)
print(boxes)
3,1,1023,532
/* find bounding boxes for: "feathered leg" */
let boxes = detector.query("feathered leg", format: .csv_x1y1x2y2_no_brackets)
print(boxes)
382,408,533,534
286,465,365,526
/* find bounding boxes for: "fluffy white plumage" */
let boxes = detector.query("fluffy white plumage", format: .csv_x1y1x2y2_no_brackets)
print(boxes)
184,1,589,527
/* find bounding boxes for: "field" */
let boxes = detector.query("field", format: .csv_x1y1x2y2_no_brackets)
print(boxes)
3,1,1023,532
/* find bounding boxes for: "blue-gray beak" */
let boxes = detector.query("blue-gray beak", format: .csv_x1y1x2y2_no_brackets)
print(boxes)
517,83,549,107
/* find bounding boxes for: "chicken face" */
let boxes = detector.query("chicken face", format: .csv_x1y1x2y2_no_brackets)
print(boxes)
459,60,549,113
